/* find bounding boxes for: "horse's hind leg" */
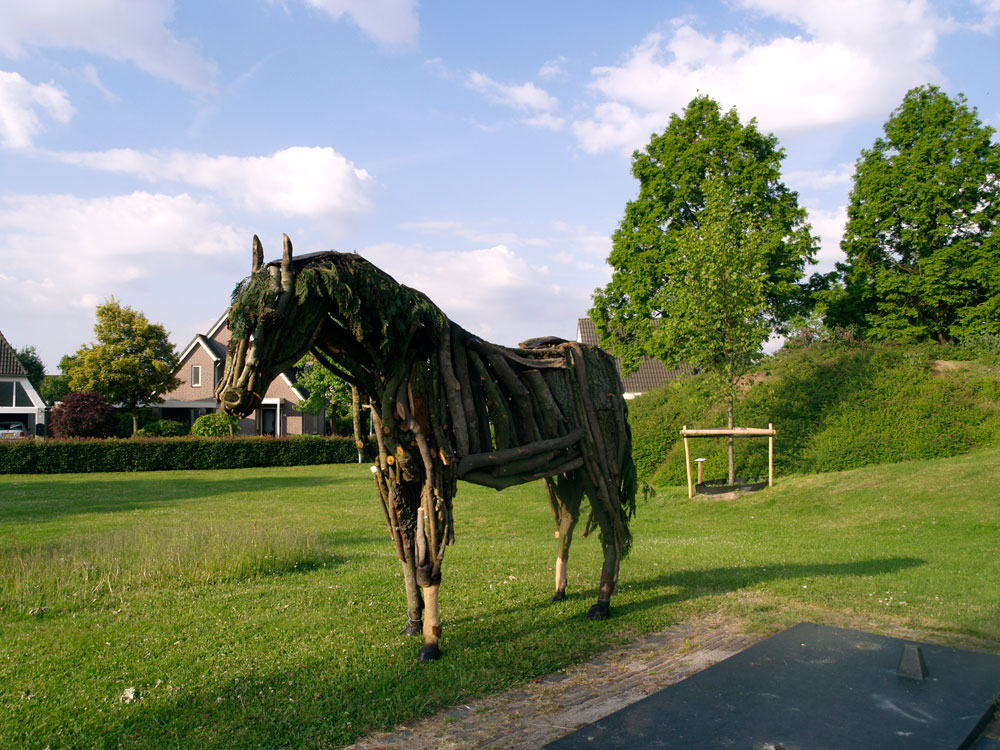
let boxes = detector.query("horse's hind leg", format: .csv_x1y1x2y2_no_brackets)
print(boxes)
546,472,584,602
585,490,621,621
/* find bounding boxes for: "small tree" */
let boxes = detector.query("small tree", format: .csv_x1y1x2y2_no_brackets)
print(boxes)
655,175,771,483
69,298,181,434
294,355,353,435
591,95,815,374
49,391,118,438
15,346,45,392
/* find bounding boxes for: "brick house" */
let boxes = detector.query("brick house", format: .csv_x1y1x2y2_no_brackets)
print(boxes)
0,329,47,435
156,313,325,436
576,318,691,398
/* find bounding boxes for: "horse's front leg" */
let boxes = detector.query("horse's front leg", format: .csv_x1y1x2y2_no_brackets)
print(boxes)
418,582,442,662
399,548,424,636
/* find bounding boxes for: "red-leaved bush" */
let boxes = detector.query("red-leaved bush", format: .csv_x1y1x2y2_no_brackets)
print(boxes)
49,391,118,438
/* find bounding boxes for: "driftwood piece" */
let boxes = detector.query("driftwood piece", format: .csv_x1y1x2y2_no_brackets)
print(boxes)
456,428,585,477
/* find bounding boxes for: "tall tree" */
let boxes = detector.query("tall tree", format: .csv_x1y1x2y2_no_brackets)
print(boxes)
69,298,180,434
15,346,45,392
591,95,815,374
833,85,1000,343
660,174,771,483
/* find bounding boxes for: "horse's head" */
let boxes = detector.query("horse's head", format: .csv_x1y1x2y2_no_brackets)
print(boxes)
216,234,323,417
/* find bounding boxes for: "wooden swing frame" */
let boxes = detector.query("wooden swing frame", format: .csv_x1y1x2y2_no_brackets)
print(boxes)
681,423,776,499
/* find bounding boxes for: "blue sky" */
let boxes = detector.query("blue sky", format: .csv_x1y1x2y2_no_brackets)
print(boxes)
1,0,998,371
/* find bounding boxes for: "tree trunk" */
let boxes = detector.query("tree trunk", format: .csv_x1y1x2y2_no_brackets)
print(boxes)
351,385,362,463
131,412,138,436
727,394,735,485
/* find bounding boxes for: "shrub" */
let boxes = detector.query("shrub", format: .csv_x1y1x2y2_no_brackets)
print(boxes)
133,419,189,438
0,435,359,474
191,412,239,437
49,392,117,438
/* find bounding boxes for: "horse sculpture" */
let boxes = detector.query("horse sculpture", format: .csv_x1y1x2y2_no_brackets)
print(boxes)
217,235,637,661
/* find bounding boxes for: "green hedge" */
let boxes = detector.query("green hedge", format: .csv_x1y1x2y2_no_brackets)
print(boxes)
0,435,361,474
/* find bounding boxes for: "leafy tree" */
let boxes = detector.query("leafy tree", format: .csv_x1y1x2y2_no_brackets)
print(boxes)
15,346,45,392
832,85,1000,343
657,175,771,483
191,412,239,437
591,95,816,374
40,354,78,406
49,391,117,438
294,355,353,435
69,298,181,434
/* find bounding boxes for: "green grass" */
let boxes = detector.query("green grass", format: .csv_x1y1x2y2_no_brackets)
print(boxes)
2,451,999,748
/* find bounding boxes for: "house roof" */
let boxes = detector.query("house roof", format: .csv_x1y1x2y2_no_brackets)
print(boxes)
576,318,691,395
178,333,226,364
0,330,29,377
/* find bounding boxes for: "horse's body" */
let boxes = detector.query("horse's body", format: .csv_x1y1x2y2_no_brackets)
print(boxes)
218,236,637,660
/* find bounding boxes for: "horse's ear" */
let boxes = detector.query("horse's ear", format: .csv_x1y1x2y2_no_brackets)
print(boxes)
252,235,263,273
281,233,295,293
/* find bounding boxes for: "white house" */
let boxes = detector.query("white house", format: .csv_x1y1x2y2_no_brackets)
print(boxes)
0,329,46,436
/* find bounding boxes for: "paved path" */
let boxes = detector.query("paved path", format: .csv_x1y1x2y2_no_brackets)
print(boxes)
345,615,760,749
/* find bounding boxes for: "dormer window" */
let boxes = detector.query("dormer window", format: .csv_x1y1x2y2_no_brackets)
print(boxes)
191,365,202,387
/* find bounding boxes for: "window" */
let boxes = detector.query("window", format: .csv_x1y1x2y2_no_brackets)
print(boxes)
191,365,202,387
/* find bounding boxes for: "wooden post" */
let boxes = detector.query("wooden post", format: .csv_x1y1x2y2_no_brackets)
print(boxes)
683,424,692,499
768,422,774,487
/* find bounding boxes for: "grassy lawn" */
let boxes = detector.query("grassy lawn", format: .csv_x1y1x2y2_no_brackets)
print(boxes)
2,448,999,748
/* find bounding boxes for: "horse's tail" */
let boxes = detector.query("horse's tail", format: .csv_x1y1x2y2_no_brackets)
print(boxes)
618,401,638,557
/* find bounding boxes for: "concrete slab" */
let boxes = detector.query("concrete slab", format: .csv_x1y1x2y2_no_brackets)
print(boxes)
545,622,1000,750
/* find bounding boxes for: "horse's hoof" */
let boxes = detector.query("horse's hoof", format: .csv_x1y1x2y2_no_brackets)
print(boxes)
550,591,567,602
586,601,610,620
418,644,441,662
401,620,423,636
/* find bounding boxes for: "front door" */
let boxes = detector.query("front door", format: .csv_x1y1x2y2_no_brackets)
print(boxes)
260,406,276,436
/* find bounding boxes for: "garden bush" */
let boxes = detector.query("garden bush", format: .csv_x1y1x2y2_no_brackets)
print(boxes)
0,435,359,474
191,412,239,436
49,391,117,438
133,419,189,438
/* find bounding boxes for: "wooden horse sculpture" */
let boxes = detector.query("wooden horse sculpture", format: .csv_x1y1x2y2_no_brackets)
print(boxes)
217,235,637,661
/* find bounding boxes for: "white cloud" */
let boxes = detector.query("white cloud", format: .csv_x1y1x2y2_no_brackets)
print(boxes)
0,192,248,366
786,164,855,191
53,146,379,230
970,0,1000,29
805,203,848,275
0,0,218,93
467,71,559,112
523,113,566,131
297,0,418,46
0,70,73,148
362,242,574,345
80,64,119,102
573,1,947,153
400,219,549,248
538,56,568,79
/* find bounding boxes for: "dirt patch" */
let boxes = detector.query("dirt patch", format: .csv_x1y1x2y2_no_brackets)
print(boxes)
933,359,970,375
345,614,761,750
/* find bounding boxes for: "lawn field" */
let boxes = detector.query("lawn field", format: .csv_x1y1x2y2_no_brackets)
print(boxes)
2,449,999,748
